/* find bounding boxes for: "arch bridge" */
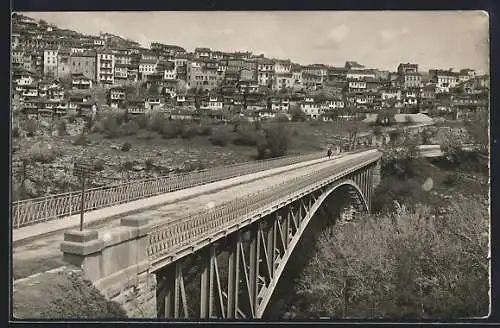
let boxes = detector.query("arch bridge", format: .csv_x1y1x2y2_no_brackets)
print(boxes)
60,149,382,319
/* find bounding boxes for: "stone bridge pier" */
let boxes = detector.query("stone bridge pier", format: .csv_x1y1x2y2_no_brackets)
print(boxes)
61,217,158,318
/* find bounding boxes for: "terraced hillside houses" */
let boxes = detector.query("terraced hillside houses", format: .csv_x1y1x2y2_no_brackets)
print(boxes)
11,13,490,122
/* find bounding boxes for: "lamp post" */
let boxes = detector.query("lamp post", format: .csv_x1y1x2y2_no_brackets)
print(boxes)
73,159,95,231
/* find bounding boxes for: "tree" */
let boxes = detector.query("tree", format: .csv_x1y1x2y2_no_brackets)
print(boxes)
290,105,307,122
388,128,405,146
295,198,489,319
256,123,290,159
345,120,363,151
147,85,160,97
373,125,383,137
376,110,396,126
464,110,489,154
175,79,188,96
439,129,464,164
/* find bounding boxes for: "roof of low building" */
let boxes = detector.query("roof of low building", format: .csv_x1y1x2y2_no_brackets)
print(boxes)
363,113,434,124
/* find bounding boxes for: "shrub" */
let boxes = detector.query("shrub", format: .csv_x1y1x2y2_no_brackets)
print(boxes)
12,126,20,138
72,134,89,146
122,161,134,171
66,114,77,124
132,115,149,129
180,125,199,139
273,114,290,123
144,158,154,171
136,131,155,140
210,128,231,146
443,172,459,187
389,129,403,144
290,106,307,122
233,123,259,146
198,122,213,136
121,120,140,136
309,119,321,126
27,142,57,164
56,120,68,136
94,159,105,171
121,142,132,152
148,112,168,132
24,119,38,137
159,120,184,139
265,123,291,158
98,114,121,139
296,199,489,319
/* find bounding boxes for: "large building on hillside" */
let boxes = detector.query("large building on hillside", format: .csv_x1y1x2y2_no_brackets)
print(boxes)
69,51,96,81
96,50,115,86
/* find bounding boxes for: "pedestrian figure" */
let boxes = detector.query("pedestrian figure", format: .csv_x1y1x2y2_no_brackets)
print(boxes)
327,148,332,159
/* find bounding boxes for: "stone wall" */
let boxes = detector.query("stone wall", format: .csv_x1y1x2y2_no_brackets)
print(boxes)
60,216,158,318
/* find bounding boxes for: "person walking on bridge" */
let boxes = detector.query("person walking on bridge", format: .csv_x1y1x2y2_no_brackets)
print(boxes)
327,148,332,159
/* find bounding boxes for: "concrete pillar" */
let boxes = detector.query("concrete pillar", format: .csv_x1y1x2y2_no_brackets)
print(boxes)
60,216,157,318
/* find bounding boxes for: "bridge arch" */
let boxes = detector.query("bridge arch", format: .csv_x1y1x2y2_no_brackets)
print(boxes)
256,178,370,317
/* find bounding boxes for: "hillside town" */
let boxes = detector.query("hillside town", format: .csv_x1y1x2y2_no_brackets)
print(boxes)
11,13,490,124
11,12,490,321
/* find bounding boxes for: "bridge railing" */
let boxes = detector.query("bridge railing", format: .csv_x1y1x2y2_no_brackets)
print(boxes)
148,151,381,264
11,151,325,229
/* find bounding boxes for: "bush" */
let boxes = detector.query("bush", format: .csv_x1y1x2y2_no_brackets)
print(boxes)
121,142,132,152
264,123,290,158
144,158,154,171
443,172,459,187
12,126,20,138
121,120,140,136
56,120,67,136
296,199,489,319
132,115,149,129
198,123,213,136
98,114,121,139
122,161,134,171
27,142,58,164
72,134,89,146
180,125,199,139
233,123,259,146
290,106,307,122
159,120,184,139
210,128,231,146
273,114,290,123
136,131,155,140
66,114,77,124
148,112,168,132
23,119,38,137
94,159,105,171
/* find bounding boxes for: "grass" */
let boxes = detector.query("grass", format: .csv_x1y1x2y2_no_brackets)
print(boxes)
13,268,127,319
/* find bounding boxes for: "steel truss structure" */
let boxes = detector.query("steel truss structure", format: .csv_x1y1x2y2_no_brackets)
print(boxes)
155,164,375,319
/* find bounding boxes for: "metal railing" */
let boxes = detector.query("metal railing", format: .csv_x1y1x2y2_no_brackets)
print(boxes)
12,151,325,229
148,150,381,262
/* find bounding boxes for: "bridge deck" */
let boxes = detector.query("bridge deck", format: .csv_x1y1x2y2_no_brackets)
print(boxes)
13,154,344,246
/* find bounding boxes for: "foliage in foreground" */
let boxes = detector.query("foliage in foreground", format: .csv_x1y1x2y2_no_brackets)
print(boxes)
295,199,489,319
13,270,127,319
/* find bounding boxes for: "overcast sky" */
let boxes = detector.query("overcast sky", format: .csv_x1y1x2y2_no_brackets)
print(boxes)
21,11,489,73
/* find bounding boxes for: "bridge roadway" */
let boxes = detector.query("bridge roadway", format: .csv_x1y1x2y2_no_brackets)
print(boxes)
13,151,363,275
